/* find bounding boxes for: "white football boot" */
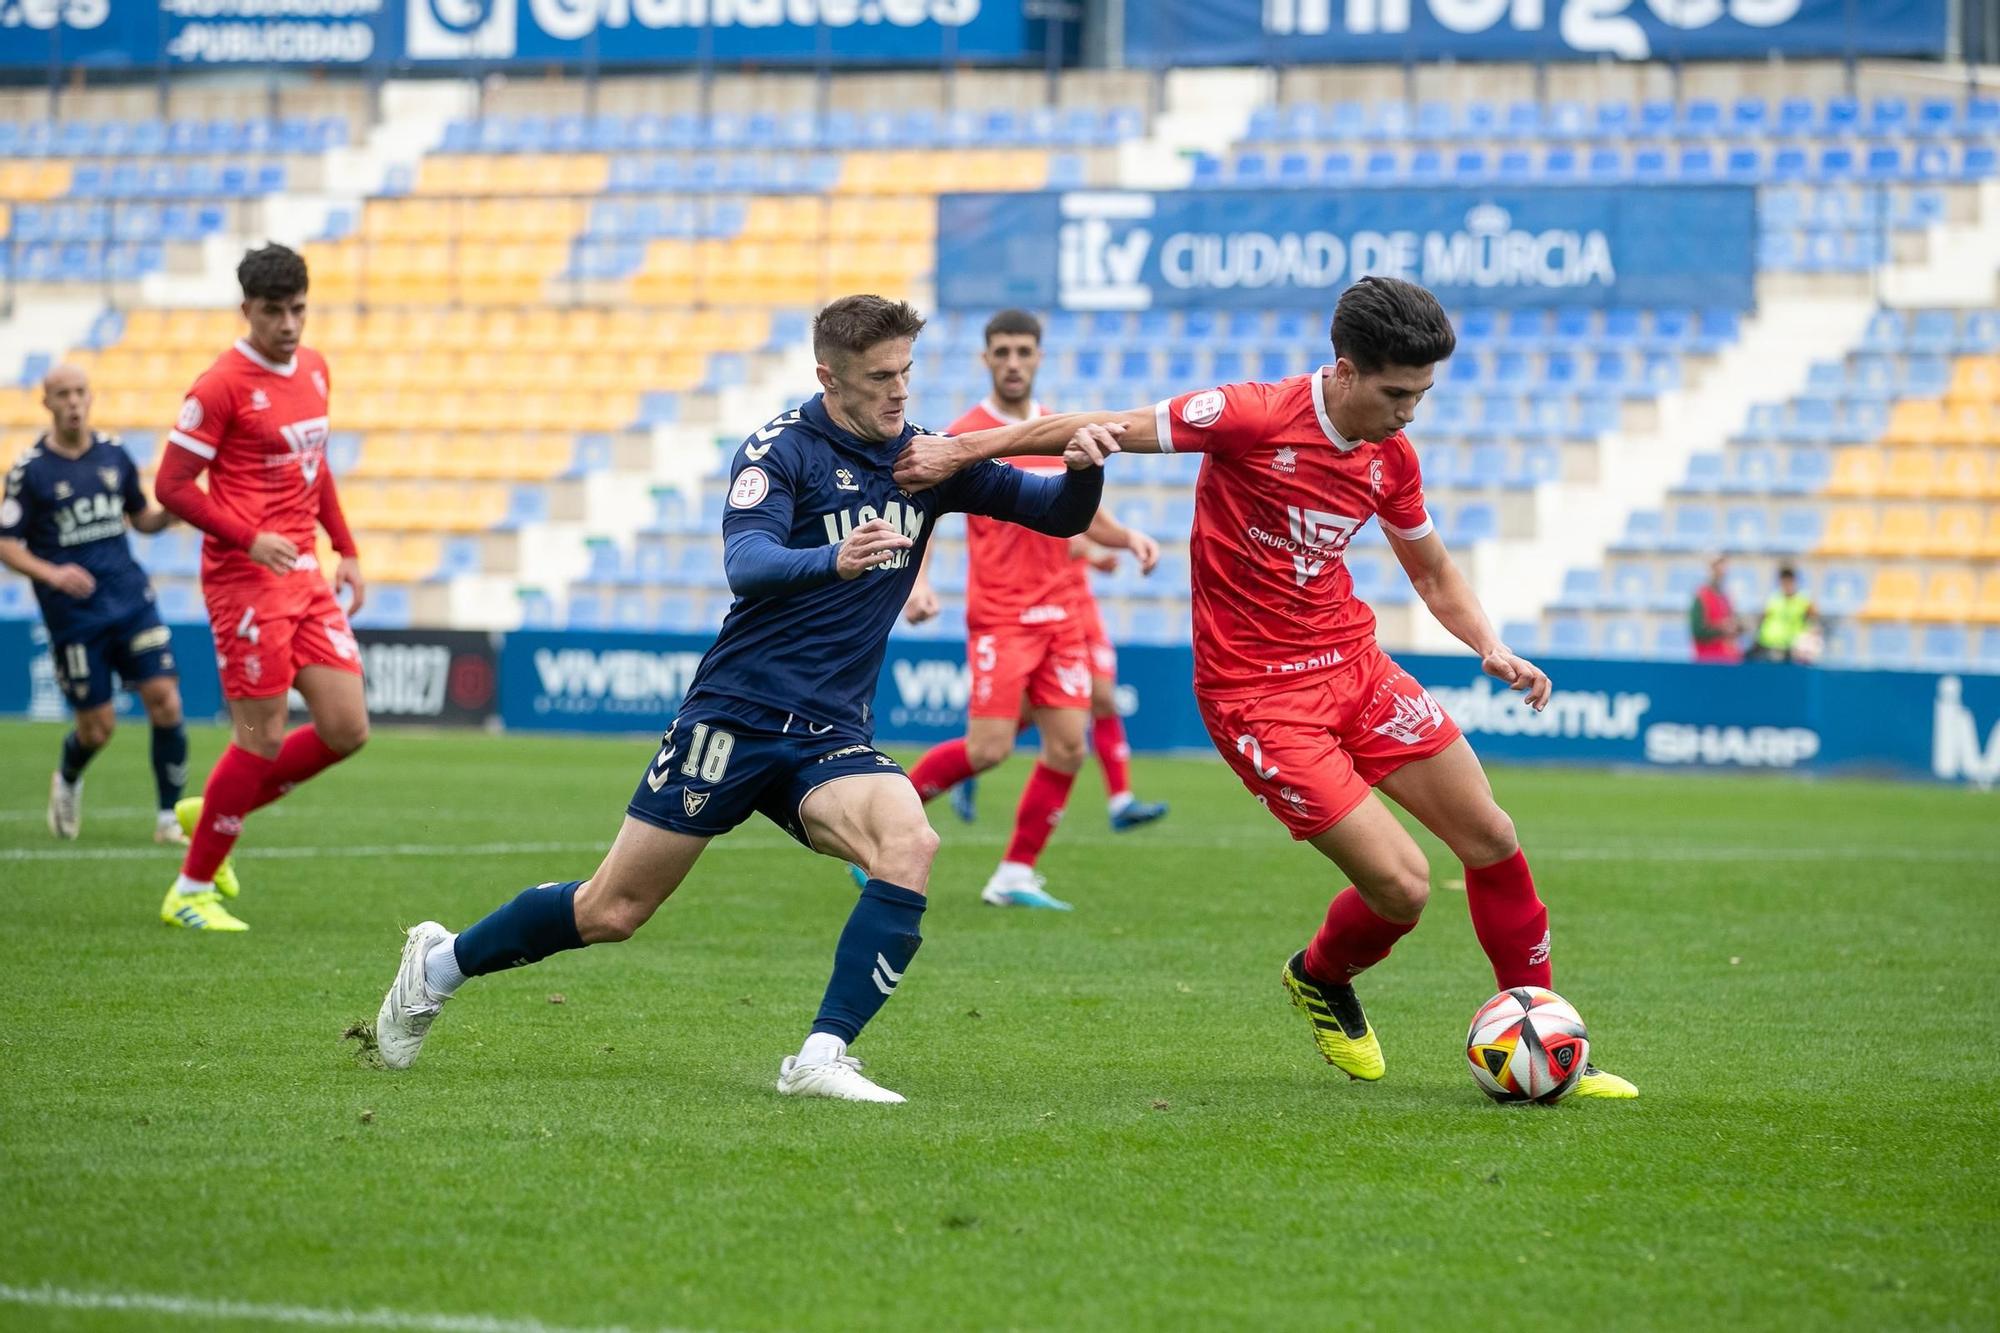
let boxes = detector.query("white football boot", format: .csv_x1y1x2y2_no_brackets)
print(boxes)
375,921,452,1069
776,1054,906,1103
47,772,81,840
979,862,1072,911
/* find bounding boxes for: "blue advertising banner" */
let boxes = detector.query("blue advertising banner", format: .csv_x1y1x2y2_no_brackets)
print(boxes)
1126,0,1951,67
0,0,1048,68
936,187,1757,314
0,0,390,69
488,626,2000,788
0,617,226,722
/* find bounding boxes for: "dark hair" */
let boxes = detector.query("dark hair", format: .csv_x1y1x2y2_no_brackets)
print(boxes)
813,294,926,367
983,308,1042,345
238,243,308,302
1330,276,1456,374
1777,564,1798,580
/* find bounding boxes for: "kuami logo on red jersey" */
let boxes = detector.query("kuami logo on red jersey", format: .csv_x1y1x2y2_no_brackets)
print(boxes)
730,466,769,508
1181,390,1225,428
311,369,328,399
177,398,203,431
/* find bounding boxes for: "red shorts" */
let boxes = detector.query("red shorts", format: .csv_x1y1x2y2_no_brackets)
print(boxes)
1198,645,1462,840
206,574,362,700
968,621,1092,719
1071,595,1117,682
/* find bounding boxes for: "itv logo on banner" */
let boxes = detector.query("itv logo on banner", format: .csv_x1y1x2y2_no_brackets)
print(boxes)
942,186,1752,313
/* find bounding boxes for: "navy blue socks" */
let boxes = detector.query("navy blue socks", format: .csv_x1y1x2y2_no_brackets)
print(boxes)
452,880,585,977
811,878,927,1044
151,723,188,811
58,731,99,784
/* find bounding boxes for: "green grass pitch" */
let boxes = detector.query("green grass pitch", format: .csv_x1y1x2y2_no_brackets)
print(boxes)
1,718,1996,1331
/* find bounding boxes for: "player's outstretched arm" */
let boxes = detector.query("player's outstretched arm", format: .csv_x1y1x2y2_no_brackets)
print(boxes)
128,505,175,535
0,537,96,598
894,407,1157,491
1388,529,1552,711
1084,509,1160,575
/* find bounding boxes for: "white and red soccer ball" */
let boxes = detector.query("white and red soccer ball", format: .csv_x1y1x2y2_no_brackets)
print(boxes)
1465,987,1589,1104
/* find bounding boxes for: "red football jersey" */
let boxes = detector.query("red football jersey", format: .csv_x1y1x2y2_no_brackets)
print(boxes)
168,339,334,587
1155,368,1433,698
951,399,1091,633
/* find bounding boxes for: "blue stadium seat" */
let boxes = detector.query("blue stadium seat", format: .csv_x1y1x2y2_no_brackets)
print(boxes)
1819,568,1870,616
1772,509,1824,554
1664,506,1717,552
1607,565,1654,610
1722,505,1772,552
1602,617,1648,658
1548,616,1592,656
1863,623,1912,667
1552,568,1603,611
1652,620,1693,659
1680,99,1723,138
1680,453,1726,493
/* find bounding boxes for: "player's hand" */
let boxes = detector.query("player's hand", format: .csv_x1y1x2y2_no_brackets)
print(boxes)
1064,423,1123,471
335,556,366,617
1482,648,1552,712
247,531,299,574
45,564,96,598
892,435,973,493
1087,546,1119,573
1126,528,1161,575
902,576,939,624
836,518,914,579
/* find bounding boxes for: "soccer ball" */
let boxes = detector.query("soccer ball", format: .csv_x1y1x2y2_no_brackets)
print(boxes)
1465,987,1589,1104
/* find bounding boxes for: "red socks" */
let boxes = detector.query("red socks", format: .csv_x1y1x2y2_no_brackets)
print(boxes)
1303,886,1419,982
181,744,273,882
249,725,345,813
1002,762,1075,867
1465,848,1552,990
907,737,977,802
1092,713,1132,799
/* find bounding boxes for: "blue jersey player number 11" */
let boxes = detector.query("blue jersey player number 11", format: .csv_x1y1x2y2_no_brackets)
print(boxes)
372,296,1125,1103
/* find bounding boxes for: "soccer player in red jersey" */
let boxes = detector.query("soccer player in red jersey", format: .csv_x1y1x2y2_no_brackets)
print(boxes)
151,244,368,931
893,278,1636,1097
900,310,1165,909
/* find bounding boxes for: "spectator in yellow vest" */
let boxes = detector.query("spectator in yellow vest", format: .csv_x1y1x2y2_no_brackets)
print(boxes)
1750,565,1822,664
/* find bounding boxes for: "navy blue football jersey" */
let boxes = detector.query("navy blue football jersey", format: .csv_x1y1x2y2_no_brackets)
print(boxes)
0,433,156,638
685,394,1096,733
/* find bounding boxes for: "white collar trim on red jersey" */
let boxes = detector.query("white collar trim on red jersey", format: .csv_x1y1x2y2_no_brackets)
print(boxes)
1311,365,1361,453
234,338,298,377
980,396,1042,423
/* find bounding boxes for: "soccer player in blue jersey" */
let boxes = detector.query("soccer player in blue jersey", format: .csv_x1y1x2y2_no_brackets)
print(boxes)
0,364,189,844
372,296,1121,1103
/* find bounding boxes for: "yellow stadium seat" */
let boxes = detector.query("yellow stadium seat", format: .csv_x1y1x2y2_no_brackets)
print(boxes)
1884,398,1944,447
1917,568,1977,622
1879,449,1935,497
1862,566,1923,620
1875,506,1931,556
1924,505,1981,556
1934,450,1992,499
1975,571,2000,623
1947,356,2000,405
1819,506,1876,556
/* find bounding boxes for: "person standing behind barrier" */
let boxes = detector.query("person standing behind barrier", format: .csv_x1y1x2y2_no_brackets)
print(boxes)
1690,554,1744,664
1749,565,1821,664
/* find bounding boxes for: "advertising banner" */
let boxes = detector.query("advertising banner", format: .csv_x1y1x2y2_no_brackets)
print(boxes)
0,616,224,721
355,628,498,727
0,0,1049,68
1125,0,1952,67
937,187,1757,313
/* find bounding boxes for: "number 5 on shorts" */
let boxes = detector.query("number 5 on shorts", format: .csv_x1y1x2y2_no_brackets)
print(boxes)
679,723,736,783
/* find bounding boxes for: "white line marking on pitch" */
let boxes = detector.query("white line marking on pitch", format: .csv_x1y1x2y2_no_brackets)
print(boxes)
0,835,1989,865
0,1283,692,1333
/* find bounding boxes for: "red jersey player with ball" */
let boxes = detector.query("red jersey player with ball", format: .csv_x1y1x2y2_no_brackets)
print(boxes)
152,245,368,931
895,278,1635,1098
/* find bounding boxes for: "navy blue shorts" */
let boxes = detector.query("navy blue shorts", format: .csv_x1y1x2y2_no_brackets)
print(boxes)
50,602,177,711
626,697,906,848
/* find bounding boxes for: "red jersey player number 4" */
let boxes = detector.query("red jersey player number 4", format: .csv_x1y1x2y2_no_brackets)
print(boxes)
160,338,362,700
1159,368,1461,839
950,400,1093,719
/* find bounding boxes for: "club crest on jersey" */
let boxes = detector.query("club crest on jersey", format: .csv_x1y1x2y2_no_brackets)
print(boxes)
278,416,330,484
249,389,271,411
683,790,709,817
97,467,118,490
834,468,860,492
311,369,327,399
1271,446,1298,473
1370,459,1385,495
1181,390,1224,427
1371,687,1446,746
177,398,203,431
53,481,71,499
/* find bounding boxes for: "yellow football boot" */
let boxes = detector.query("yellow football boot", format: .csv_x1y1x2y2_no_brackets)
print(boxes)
1281,950,1385,1081
160,885,249,931
1572,1065,1639,1099
174,797,241,900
